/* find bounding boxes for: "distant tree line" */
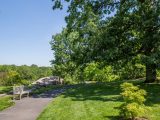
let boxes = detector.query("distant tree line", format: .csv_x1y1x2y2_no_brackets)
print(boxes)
0,64,52,86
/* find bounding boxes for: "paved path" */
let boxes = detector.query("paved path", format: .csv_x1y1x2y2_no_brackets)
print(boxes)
0,88,66,120
0,94,6,97
0,98,52,120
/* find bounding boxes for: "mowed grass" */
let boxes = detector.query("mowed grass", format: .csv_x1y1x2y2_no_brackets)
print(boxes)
0,96,14,111
37,80,160,120
0,86,12,94
0,86,14,111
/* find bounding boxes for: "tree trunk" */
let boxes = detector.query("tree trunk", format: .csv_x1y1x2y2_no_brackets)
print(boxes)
145,63,157,83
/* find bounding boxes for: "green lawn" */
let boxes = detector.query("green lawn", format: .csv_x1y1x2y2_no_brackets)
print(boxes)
0,96,14,111
0,86,12,94
37,80,160,120
0,86,14,111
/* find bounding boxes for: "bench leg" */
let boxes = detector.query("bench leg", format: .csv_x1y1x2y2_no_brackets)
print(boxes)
13,94,18,100
13,95,15,100
20,94,22,100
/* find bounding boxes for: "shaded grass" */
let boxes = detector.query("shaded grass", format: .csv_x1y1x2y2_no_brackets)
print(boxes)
0,96,14,111
37,80,160,120
31,85,65,95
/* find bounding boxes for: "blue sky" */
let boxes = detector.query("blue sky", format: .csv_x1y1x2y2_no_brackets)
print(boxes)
0,0,67,66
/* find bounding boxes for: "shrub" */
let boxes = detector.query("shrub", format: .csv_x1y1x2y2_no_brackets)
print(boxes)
20,79,31,85
83,62,119,82
83,62,99,81
119,82,149,120
99,66,119,82
64,74,76,84
118,63,145,80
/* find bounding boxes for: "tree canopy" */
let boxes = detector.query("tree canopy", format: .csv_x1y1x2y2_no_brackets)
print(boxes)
52,0,160,83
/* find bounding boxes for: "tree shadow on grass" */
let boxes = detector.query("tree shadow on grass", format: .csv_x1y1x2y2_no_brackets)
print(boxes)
136,82,160,106
31,85,74,98
62,82,123,102
31,80,159,107
61,81,160,106
103,115,123,120
31,88,65,98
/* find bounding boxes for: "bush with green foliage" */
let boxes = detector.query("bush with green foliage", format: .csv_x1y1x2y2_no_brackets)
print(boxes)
83,62,119,82
63,67,83,84
118,63,145,80
83,62,99,81
120,82,149,120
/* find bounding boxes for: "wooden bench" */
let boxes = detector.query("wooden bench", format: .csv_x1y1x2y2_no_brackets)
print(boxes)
13,85,29,100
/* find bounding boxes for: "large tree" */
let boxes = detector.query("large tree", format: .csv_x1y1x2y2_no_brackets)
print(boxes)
52,0,160,83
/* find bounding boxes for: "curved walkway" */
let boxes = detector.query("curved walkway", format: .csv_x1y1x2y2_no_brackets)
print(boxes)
0,88,65,120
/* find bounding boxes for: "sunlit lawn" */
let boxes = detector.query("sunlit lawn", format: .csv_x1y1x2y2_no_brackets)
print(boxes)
0,96,14,111
0,86,12,94
37,80,160,120
0,86,14,111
